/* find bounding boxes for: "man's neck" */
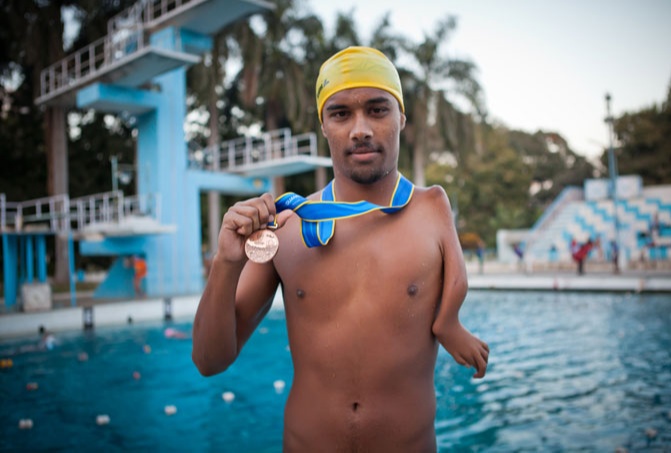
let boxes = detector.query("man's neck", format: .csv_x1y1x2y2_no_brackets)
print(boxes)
332,170,400,205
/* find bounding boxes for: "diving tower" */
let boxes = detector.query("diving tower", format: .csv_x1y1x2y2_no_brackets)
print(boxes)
1,0,332,309
36,0,275,107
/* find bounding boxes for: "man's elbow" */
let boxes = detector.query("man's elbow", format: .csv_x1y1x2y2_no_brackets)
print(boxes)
452,271,469,302
432,273,469,336
192,349,235,377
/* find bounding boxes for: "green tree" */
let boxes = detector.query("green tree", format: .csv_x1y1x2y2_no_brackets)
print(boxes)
508,129,594,209
427,126,535,246
400,16,484,186
0,0,134,282
610,82,671,185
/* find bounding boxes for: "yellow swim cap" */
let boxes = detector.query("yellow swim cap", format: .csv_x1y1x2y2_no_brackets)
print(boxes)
315,46,404,123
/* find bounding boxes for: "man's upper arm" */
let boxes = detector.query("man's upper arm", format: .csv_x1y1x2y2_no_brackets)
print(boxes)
429,186,468,324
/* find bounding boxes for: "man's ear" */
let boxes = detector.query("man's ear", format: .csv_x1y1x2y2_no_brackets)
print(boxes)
321,122,327,138
400,113,406,131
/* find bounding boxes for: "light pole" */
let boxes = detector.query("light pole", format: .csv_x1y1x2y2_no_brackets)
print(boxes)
604,93,621,270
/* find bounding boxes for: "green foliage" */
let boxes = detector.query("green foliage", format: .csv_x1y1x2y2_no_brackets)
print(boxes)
609,83,671,185
1,0,668,254
68,112,136,197
507,130,594,207
427,124,598,247
0,78,46,199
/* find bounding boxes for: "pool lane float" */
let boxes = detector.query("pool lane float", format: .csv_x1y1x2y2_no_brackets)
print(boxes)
1,358,13,368
96,414,110,426
273,380,286,393
132,371,141,380
222,391,235,403
164,405,177,416
26,382,39,391
645,427,658,440
18,419,33,429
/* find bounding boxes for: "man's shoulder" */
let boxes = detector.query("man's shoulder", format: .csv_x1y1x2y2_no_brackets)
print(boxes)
408,185,453,221
412,184,449,204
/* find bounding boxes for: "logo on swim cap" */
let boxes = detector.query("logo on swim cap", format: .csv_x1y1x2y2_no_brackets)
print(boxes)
316,79,330,100
315,46,404,123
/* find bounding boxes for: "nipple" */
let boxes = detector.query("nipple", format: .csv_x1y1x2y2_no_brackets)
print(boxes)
296,289,305,298
407,284,418,297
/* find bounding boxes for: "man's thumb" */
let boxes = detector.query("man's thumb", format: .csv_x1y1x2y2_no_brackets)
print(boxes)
275,210,294,229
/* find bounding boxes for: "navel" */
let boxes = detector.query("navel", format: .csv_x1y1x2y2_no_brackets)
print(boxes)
296,289,305,298
407,284,419,297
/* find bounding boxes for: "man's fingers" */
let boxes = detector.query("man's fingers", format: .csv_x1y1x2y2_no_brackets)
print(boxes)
274,210,294,229
472,351,488,378
227,194,277,235
480,343,490,362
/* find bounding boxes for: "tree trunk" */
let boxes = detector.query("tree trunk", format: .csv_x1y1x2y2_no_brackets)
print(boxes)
265,101,285,196
412,94,428,187
45,106,70,284
207,40,222,255
315,167,328,190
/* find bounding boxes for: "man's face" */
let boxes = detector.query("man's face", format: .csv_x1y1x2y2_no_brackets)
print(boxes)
321,87,406,185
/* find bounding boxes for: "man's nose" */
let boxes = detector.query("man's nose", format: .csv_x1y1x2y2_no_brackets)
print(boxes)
349,112,373,142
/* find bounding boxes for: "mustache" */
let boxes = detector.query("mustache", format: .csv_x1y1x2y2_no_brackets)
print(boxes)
347,143,381,154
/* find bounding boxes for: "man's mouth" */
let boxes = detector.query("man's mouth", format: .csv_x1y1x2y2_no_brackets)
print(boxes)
348,145,379,156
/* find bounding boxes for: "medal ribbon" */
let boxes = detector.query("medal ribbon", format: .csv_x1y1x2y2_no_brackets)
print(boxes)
274,173,414,247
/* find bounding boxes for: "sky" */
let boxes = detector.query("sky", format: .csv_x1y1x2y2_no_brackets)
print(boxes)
306,0,671,160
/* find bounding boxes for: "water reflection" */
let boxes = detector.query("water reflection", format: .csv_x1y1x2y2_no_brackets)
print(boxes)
434,291,671,451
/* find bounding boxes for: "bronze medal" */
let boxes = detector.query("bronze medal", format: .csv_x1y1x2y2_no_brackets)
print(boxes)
245,229,279,263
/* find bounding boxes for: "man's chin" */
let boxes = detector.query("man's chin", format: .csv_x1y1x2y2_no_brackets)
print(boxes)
349,168,391,185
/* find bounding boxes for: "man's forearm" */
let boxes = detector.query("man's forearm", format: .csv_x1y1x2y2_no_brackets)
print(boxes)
192,255,245,376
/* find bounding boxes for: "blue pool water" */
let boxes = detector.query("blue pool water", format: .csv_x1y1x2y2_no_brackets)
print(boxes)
1,291,670,452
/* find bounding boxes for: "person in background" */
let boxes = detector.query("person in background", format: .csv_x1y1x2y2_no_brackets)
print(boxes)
476,240,485,274
38,325,56,350
572,239,594,275
192,46,488,452
132,255,147,297
164,327,189,339
549,244,558,269
609,240,620,274
513,242,525,272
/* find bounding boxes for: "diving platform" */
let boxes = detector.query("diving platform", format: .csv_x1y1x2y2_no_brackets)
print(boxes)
189,128,332,178
13,0,333,309
35,0,274,107
1,191,168,238
1,190,171,307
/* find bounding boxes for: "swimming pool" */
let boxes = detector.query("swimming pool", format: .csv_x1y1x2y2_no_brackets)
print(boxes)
1,291,670,451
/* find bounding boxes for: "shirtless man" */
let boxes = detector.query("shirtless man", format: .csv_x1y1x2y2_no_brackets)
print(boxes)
192,46,489,452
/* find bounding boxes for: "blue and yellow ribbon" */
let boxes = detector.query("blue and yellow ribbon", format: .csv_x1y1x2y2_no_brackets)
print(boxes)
275,173,414,247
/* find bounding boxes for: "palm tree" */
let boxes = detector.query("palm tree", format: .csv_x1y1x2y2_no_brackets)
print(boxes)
233,0,326,194
187,33,228,255
2,0,77,283
400,16,484,186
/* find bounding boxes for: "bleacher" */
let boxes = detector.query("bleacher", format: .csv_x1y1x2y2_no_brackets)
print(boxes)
521,176,671,267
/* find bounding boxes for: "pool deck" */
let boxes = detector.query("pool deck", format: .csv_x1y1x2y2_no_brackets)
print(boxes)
1,264,669,340
467,264,671,293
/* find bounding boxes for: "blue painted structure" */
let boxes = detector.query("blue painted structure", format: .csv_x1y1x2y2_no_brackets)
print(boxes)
65,1,276,300
2,0,331,307
2,234,49,306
